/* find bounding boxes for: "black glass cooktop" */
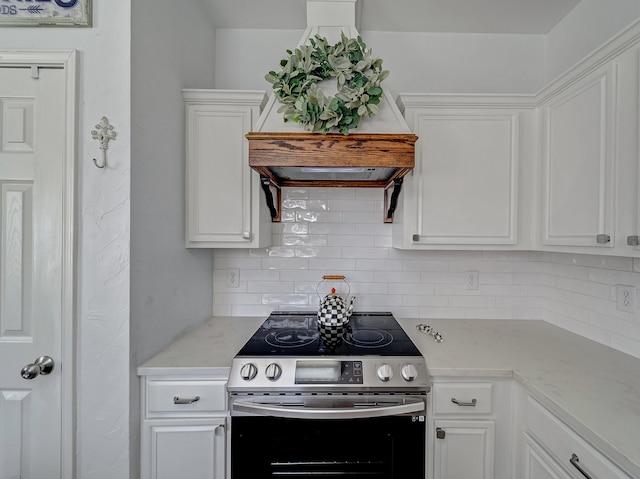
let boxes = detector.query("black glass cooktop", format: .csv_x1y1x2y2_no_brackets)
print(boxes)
236,311,421,357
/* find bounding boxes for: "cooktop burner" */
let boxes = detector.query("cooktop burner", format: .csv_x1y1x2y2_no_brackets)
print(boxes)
236,311,421,357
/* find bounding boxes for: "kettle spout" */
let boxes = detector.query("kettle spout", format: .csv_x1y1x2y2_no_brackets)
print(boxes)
346,296,356,318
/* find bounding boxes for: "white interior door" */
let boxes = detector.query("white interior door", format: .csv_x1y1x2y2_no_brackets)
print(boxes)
0,64,69,479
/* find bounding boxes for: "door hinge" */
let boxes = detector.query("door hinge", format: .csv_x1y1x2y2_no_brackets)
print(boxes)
436,427,446,439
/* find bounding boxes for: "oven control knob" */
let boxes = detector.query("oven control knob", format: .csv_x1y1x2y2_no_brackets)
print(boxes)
401,364,418,382
240,363,258,381
265,363,282,381
376,364,393,382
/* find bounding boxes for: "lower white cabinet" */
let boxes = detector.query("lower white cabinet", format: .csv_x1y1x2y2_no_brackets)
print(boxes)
517,389,632,479
429,379,513,479
141,375,229,479
433,419,495,479
523,434,572,479
148,420,226,479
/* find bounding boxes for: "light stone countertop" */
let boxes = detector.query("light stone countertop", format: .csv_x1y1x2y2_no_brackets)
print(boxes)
138,316,640,477
398,318,640,478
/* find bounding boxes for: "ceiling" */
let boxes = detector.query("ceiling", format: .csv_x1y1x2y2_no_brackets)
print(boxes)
205,0,582,34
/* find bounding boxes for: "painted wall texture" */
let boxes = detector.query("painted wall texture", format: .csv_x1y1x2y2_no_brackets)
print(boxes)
2,2,131,477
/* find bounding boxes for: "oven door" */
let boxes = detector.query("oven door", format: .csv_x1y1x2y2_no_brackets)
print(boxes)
230,394,426,478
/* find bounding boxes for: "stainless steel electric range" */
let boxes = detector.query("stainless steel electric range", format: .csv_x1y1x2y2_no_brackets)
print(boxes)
228,311,429,479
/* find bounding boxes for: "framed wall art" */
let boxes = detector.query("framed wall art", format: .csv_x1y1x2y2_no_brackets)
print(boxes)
0,0,92,27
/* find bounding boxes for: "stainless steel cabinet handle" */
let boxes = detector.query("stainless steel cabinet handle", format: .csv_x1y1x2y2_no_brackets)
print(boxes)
627,235,640,246
570,453,593,479
21,356,55,380
451,397,477,407
596,234,611,244
173,395,200,405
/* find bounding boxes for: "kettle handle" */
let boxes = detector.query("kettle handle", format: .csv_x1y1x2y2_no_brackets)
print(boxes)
322,275,345,281
317,276,350,300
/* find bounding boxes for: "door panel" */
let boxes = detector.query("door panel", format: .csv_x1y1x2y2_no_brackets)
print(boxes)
0,66,66,479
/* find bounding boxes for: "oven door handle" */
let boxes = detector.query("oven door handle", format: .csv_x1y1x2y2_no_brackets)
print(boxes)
232,398,425,420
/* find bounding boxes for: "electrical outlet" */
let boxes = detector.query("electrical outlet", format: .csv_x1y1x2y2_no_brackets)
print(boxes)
466,271,479,291
227,268,240,288
616,284,636,313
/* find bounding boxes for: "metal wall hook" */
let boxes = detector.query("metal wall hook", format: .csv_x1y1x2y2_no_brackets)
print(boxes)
91,116,116,169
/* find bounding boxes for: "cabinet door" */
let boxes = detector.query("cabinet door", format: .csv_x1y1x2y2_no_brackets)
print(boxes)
184,90,270,248
149,421,225,479
523,435,571,479
401,108,519,246
433,420,495,479
540,64,616,248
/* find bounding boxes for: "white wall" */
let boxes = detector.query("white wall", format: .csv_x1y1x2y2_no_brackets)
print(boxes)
130,0,217,477
2,3,131,478
212,188,640,359
546,0,640,81
215,29,546,94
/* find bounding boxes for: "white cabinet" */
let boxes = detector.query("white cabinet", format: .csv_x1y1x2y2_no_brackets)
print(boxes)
517,392,632,479
394,95,535,249
141,375,229,479
149,422,226,479
536,43,640,256
429,379,513,479
538,63,617,249
184,89,272,248
523,435,572,479
434,419,495,479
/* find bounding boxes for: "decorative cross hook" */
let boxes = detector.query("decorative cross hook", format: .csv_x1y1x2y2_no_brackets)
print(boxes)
91,117,117,169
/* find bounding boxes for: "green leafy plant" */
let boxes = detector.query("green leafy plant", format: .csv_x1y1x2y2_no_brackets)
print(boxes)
265,33,389,135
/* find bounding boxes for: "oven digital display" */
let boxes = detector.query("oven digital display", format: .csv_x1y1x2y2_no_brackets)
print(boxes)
295,360,363,384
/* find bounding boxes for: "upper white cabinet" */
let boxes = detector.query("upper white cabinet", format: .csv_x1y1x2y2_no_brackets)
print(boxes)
535,39,640,257
394,95,535,250
538,63,617,249
184,90,272,248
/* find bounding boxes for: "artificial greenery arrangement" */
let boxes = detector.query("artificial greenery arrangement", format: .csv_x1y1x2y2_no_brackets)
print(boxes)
265,33,389,135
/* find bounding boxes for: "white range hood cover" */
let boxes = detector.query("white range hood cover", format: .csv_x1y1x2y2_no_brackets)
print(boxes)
254,0,411,135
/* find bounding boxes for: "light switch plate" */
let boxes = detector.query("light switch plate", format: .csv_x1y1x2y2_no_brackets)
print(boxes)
616,284,636,313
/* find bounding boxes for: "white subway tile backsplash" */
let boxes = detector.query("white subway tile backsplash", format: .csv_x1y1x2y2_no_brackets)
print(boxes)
374,236,393,248
450,296,496,308
356,259,404,272
262,257,309,270
328,235,374,247
448,261,497,272
212,188,640,359
402,260,449,272
308,258,357,270
389,283,435,295
309,223,357,235
342,247,389,259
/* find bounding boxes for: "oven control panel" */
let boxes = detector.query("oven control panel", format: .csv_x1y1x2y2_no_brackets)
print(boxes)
294,360,364,385
228,357,429,392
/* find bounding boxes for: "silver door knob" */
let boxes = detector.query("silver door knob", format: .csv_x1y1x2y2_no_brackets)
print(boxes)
21,356,55,380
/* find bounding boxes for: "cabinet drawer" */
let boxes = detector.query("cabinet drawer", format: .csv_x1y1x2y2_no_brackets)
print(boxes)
146,379,227,417
526,397,631,478
433,382,493,414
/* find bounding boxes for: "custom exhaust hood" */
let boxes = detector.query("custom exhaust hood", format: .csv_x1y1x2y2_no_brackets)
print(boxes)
248,0,417,223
